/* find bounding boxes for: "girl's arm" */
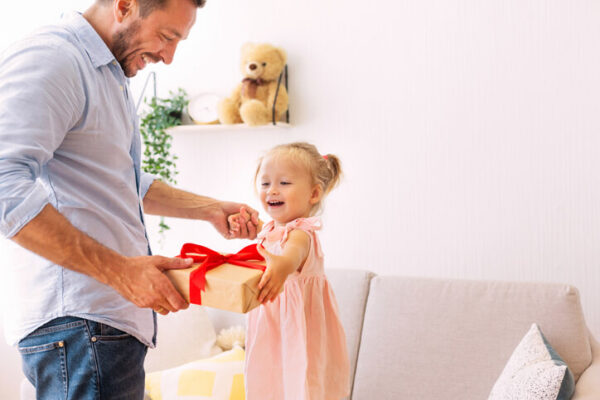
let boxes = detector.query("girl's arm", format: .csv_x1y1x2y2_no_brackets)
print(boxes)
256,229,311,303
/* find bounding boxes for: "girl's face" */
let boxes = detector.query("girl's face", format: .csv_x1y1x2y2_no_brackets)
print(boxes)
257,155,322,226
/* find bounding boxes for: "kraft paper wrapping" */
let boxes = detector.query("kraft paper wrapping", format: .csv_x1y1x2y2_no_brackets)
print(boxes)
165,262,265,313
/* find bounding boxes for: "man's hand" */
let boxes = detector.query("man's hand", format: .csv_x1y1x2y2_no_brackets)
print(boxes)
109,255,193,315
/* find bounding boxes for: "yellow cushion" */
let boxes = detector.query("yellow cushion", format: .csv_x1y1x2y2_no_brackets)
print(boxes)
145,346,245,400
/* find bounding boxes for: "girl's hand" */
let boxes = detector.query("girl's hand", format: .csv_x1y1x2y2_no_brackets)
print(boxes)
256,244,296,303
228,207,263,238
215,204,259,239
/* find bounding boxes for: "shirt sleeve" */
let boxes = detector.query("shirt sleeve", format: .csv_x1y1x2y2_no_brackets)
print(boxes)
140,172,159,199
0,38,84,237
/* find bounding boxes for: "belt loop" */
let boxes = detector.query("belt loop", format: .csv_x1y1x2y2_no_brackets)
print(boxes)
83,318,95,339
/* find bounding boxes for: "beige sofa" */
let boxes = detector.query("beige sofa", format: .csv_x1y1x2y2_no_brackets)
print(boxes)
147,268,600,399
14,269,600,399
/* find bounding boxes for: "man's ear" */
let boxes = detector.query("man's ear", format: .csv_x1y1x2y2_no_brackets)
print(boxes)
309,184,323,205
114,0,138,22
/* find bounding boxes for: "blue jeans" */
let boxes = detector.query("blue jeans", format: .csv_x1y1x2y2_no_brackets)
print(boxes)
18,316,148,400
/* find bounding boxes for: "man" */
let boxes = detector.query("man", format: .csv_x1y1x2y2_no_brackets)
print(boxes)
0,0,259,398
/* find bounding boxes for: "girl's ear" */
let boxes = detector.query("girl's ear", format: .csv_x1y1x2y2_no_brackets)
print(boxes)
309,184,323,205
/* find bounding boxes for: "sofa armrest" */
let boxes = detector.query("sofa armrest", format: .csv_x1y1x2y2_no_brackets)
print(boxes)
572,332,600,399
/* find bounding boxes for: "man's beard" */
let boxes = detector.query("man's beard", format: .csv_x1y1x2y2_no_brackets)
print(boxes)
111,20,142,77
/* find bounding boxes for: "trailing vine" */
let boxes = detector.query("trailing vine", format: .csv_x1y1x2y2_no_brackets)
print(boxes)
140,88,189,234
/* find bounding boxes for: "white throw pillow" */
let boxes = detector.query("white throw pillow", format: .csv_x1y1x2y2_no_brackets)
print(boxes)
488,323,575,400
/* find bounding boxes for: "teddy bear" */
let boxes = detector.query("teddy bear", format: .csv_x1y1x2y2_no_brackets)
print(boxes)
216,325,245,350
218,43,288,126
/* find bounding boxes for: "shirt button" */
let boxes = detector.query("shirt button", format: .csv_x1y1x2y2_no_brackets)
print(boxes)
112,61,117,66
120,85,124,91
58,341,64,347
91,336,98,343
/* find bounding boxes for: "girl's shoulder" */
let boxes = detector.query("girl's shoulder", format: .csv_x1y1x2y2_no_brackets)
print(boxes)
284,217,322,233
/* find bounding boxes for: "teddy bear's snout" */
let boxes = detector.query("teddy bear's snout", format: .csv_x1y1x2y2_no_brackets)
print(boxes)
245,62,263,77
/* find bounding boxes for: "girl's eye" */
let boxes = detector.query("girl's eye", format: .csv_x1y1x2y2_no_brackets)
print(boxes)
281,181,290,185
161,34,174,42
261,182,269,187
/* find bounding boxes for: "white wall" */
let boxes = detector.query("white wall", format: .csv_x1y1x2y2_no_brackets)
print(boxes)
1,0,600,396
133,0,600,340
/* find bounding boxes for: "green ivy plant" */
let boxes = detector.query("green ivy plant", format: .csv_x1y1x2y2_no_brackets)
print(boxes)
140,88,189,234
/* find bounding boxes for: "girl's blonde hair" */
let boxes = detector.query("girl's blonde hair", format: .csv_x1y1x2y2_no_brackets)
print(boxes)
254,142,342,215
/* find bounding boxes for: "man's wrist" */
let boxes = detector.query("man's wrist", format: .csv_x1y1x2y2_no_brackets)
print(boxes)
95,251,129,285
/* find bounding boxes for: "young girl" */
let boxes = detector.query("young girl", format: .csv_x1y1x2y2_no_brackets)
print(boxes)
230,142,350,400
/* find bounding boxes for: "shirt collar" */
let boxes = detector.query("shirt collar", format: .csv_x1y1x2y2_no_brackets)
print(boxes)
61,11,118,70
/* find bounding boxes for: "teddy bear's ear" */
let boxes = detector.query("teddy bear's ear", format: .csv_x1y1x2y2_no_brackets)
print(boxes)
275,47,287,64
241,42,255,56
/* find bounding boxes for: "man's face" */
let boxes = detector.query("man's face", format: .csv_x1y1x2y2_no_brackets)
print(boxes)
112,0,197,77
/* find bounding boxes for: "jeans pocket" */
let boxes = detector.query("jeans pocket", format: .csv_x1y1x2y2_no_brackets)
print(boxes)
96,323,132,341
19,341,68,400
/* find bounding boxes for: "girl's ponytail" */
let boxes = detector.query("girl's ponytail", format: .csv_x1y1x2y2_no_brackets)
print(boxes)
322,154,342,195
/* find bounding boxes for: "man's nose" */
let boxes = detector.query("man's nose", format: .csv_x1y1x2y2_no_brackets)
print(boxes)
160,43,178,65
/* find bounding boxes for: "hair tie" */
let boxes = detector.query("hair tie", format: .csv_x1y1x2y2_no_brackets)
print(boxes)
323,155,328,160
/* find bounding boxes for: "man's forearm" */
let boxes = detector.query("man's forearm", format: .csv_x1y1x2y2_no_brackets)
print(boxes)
11,203,126,285
142,180,220,219
12,203,192,313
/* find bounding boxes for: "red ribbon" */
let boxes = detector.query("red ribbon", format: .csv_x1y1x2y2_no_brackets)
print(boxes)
178,243,266,305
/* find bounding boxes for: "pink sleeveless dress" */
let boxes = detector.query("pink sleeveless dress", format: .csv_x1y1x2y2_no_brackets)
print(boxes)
245,217,350,400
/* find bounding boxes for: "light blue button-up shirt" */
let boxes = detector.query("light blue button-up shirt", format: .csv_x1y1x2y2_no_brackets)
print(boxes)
0,12,159,347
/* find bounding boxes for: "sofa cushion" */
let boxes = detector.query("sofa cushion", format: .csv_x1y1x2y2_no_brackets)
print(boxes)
352,276,591,400
488,323,574,400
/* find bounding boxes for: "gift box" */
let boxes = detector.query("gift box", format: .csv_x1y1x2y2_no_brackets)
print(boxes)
165,243,266,314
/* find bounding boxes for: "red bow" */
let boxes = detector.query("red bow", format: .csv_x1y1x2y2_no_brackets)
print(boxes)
178,243,266,305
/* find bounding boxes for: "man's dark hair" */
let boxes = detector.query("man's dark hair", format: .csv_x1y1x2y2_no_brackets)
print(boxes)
101,0,206,18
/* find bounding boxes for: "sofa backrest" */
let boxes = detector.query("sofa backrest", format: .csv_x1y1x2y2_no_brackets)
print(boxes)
351,275,592,400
